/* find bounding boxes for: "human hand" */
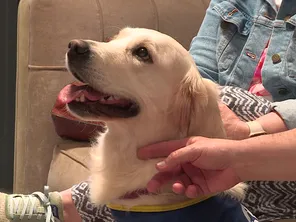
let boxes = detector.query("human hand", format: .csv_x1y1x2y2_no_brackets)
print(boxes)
218,103,249,140
138,137,242,198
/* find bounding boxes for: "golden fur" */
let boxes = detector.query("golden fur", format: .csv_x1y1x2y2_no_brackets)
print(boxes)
66,27,246,208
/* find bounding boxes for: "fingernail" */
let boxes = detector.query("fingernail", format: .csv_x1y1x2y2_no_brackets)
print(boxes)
157,161,166,168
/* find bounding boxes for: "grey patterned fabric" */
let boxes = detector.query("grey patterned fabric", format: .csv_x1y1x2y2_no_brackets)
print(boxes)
71,86,296,222
219,86,272,121
221,86,296,222
72,182,114,222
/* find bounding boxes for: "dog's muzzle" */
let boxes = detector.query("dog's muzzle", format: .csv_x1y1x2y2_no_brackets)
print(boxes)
67,39,90,60
67,39,91,82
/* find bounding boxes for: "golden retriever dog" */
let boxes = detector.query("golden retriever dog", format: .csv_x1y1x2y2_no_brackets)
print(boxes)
65,28,249,221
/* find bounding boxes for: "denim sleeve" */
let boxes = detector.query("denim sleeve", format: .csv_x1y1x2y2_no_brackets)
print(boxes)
189,0,223,82
272,100,296,129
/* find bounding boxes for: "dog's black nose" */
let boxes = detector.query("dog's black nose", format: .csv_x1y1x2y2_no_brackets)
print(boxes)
68,40,90,56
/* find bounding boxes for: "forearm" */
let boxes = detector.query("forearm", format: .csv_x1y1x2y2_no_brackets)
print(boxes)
233,129,296,181
255,111,287,134
242,100,296,138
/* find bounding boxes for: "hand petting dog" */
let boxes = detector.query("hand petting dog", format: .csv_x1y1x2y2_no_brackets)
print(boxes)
138,136,241,198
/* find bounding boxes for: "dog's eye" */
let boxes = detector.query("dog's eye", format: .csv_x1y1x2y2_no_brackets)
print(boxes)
133,47,152,63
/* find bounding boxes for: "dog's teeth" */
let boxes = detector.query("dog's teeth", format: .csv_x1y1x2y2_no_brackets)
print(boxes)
99,95,119,102
80,94,86,102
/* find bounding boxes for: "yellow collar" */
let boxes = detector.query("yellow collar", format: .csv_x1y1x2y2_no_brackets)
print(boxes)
107,195,212,212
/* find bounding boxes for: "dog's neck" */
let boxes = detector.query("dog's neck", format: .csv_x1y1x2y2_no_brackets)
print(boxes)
89,95,225,207
106,113,185,148
89,113,196,206
89,73,226,206
89,83,226,207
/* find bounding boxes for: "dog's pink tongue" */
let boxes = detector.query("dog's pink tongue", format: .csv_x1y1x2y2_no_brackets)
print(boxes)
58,83,103,104
84,87,105,101
58,84,83,104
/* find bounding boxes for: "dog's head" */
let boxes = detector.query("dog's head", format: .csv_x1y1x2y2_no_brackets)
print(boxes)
66,28,201,120
65,28,222,138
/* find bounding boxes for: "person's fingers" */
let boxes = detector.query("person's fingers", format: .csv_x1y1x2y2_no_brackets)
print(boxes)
185,185,200,198
171,173,193,194
182,164,207,186
147,172,173,193
146,166,195,194
182,163,201,178
137,137,197,160
176,173,193,188
156,145,202,171
146,179,162,193
172,182,185,194
182,164,211,195
146,166,182,193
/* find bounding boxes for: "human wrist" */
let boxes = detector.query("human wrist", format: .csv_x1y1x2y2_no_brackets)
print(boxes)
256,111,287,134
230,138,260,182
240,111,287,140
60,189,82,222
245,121,267,137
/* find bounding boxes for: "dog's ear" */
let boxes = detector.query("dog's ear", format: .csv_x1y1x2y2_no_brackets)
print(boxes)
171,67,225,138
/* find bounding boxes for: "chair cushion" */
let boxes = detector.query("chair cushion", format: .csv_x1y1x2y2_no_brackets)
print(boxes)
47,141,91,191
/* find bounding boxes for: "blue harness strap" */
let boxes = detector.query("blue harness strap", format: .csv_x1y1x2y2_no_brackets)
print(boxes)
110,196,258,222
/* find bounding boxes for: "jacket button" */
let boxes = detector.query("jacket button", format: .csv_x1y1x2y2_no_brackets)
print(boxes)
272,54,281,64
263,13,274,20
278,88,288,95
228,8,238,16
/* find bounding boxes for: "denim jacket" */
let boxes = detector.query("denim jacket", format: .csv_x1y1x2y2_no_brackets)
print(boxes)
189,0,296,129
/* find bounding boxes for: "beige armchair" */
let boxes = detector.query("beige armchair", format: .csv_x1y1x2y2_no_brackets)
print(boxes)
14,0,210,194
